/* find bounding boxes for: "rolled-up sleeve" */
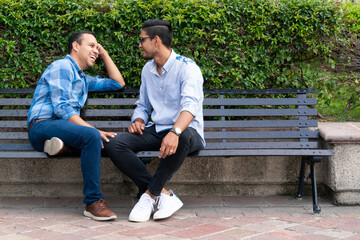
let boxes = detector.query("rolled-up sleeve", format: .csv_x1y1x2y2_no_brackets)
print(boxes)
180,64,204,116
87,75,123,92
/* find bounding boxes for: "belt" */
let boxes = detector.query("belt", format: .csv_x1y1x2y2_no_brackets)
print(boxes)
28,118,51,130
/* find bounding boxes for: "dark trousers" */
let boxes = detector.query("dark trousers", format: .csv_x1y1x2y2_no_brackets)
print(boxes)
103,125,203,196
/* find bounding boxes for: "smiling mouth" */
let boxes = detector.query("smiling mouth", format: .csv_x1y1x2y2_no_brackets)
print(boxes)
90,55,97,61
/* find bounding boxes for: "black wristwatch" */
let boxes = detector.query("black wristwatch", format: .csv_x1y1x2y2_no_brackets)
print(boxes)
170,127,181,136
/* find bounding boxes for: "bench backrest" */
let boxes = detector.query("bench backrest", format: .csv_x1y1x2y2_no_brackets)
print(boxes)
0,88,324,154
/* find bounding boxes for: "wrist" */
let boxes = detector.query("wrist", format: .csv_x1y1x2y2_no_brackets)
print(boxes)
170,127,181,136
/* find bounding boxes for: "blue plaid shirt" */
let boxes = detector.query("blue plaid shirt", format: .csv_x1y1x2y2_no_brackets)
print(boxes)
27,54,123,127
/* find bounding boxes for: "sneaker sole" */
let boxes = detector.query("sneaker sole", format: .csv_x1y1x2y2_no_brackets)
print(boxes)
128,216,151,222
128,212,153,222
153,201,183,220
83,210,117,221
44,137,64,156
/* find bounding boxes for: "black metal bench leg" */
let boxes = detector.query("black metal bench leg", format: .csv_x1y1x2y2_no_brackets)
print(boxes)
310,157,321,214
296,158,306,199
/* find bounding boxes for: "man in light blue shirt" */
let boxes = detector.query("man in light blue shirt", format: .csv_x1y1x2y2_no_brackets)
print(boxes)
104,20,205,222
27,31,125,221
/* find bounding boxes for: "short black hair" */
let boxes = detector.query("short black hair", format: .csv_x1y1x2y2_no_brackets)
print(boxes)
141,19,172,48
67,31,96,54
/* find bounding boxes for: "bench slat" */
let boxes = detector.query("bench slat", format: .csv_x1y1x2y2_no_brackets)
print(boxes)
0,99,32,105
192,149,334,156
1,152,48,158
0,143,35,150
204,108,317,117
0,132,28,139
0,121,132,129
86,98,137,105
205,142,319,149
204,130,319,139
203,98,317,106
133,149,334,157
204,120,318,128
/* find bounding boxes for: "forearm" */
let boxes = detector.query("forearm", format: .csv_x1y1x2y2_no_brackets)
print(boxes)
173,111,194,131
100,51,125,87
67,114,95,129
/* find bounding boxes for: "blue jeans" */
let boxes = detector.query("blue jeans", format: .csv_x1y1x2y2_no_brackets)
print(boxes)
28,119,103,204
103,125,204,197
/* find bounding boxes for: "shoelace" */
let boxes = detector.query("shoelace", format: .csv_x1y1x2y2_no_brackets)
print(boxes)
156,195,163,209
156,191,173,209
96,199,108,209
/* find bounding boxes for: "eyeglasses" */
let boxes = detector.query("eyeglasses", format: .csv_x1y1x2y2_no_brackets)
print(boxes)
139,36,152,43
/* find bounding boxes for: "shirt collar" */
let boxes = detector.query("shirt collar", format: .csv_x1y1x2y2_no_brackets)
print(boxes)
162,49,177,73
65,54,84,76
151,49,177,75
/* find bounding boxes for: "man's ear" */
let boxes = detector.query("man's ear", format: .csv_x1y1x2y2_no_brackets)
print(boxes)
72,41,79,52
154,35,161,48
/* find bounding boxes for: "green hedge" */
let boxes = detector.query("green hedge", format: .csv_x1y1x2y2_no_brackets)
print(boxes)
0,0,354,90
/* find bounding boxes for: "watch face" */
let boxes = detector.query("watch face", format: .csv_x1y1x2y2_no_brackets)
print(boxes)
175,127,181,134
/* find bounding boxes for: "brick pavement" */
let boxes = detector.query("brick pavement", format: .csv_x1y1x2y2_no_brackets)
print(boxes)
1,195,360,239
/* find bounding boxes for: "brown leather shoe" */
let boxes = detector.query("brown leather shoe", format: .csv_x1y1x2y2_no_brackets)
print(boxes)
84,199,117,221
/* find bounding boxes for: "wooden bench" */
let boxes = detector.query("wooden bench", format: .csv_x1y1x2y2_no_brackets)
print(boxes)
0,88,333,213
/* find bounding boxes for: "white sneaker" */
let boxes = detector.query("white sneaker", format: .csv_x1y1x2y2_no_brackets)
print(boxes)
129,193,155,222
44,137,67,156
153,190,183,220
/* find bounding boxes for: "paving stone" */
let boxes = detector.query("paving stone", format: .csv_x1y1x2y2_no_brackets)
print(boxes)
268,229,305,239
44,223,86,233
221,196,268,207
120,225,179,238
21,229,67,240
181,195,223,207
0,234,35,240
168,223,232,239
198,228,258,240
96,233,138,240
314,228,357,239
305,217,345,229
143,234,189,240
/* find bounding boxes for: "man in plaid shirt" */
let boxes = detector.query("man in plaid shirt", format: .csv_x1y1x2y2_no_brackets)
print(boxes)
27,31,125,221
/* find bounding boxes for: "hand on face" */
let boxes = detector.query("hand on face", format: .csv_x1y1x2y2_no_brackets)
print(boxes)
97,43,107,57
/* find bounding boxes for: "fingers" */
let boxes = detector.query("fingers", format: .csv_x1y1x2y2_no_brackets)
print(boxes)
100,131,117,143
128,122,145,135
159,145,177,159
159,133,178,158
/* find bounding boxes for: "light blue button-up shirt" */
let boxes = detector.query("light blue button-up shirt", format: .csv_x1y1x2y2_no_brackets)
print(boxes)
132,50,205,147
27,54,123,127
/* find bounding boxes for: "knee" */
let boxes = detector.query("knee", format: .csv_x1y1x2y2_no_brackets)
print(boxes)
83,128,101,146
103,133,129,154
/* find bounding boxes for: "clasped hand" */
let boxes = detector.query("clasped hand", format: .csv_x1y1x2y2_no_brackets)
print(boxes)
128,120,179,158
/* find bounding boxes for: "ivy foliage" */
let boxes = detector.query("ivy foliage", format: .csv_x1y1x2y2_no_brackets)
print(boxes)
0,0,353,90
